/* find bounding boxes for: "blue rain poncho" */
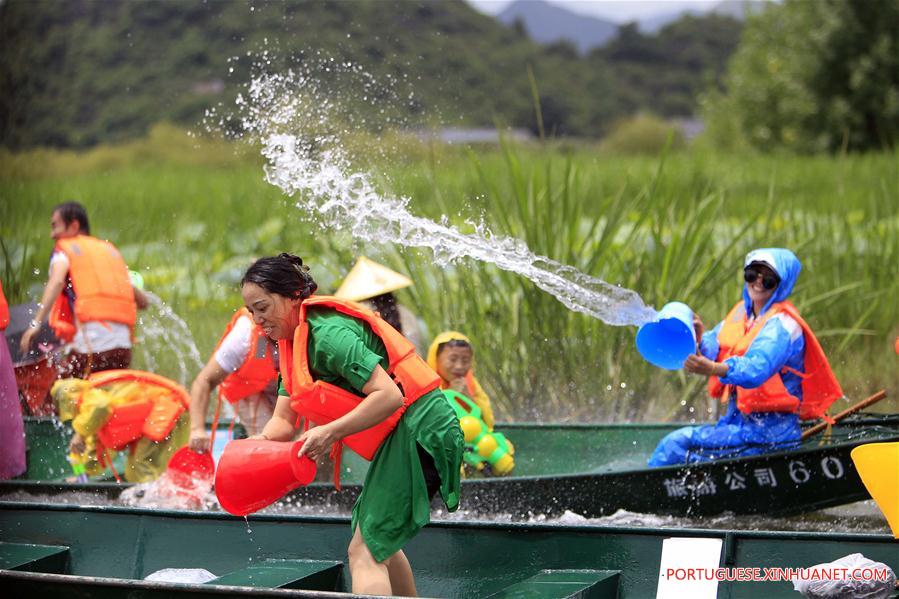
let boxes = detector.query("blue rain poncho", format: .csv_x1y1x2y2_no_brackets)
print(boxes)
648,249,807,467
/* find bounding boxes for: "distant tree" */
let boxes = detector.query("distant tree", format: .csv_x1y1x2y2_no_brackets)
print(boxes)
708,0,899,152
595,15,742,118
511,16,528,39
0,0,745,148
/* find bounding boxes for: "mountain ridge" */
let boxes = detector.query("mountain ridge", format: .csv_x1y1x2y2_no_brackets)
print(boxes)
496,0,618,53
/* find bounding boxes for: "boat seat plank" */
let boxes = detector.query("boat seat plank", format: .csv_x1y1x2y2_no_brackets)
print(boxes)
208,558,343,591
488,569,620,599
0,542,69,574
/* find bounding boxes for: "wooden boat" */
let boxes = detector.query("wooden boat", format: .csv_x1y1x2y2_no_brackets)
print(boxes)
6,414,899,519
1,500,896,598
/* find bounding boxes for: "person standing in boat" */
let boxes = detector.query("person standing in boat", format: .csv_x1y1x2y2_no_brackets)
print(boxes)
648,248,843,467
0,278,27,480
19,201,148,377
243,253,463,596
187,307,279,450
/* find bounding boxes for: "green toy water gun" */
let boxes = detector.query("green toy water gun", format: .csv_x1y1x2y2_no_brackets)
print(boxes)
68,452,89,483
442,389,514,475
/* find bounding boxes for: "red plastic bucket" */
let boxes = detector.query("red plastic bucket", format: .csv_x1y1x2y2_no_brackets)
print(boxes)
214,439,316,516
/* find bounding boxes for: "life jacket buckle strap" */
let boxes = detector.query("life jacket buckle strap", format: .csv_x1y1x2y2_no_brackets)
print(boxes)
330,441,343,491
781,365,808,379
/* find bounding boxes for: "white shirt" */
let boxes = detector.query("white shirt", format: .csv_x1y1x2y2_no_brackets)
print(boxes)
50,251,132,353
213,314,254,373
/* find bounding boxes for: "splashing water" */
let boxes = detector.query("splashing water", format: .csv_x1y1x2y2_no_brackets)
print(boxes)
134,292,204,386
120,471,216,511
218,63,657,327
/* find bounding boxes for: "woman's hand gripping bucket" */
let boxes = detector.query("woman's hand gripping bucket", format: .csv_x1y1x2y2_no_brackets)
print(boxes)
215,438,317,516
635,302,697,370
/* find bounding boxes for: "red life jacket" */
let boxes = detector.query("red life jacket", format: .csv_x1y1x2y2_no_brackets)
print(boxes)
709,301,843,420
214,308,278,404
278,296,441,461
48,235,137,342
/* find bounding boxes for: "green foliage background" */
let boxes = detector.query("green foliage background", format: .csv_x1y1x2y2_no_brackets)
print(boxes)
0,0,741,148
703,0,899,153
3,128,897,421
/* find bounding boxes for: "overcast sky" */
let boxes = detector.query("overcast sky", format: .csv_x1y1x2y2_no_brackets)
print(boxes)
467,0,723,23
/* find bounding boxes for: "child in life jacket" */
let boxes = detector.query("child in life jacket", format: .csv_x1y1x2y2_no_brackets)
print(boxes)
427,331,495,430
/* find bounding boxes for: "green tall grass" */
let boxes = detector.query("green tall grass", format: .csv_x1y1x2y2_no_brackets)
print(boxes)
3,130,897,421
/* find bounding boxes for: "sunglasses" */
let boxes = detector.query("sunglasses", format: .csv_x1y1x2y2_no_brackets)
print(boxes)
744,268,779,290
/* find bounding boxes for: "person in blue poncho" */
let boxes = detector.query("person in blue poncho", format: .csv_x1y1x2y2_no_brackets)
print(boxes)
648,248,842,467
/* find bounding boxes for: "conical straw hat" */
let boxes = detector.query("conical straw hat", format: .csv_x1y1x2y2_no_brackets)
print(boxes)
334,257,413,302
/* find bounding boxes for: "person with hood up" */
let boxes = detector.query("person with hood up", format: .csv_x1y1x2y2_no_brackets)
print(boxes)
648,248,843,467
427,331,495,431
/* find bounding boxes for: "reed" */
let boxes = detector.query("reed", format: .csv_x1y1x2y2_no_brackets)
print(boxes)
3,132,896,421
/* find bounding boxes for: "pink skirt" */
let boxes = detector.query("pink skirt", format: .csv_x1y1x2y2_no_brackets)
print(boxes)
0,336,26,479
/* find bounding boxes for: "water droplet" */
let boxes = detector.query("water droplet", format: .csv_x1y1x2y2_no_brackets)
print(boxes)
33,268,40,275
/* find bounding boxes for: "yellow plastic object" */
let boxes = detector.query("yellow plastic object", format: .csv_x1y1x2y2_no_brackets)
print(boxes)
459,416,481,443
477,435,498,458
493,453,514,475
851,442,899,538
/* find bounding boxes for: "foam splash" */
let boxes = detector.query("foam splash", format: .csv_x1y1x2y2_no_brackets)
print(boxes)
120,470,216,511
216,62,657,327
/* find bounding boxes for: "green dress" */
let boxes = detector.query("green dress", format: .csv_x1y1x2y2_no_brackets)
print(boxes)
278,307,463,562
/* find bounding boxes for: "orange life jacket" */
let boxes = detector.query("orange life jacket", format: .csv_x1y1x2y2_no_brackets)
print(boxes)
708,301,843,420
214,308,278,404
48,235,137,342
0,279,8,331
88,370,189,451
278,296,441,462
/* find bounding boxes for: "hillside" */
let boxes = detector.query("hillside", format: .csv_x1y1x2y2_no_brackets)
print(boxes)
0,0,742,148
496,0,618,53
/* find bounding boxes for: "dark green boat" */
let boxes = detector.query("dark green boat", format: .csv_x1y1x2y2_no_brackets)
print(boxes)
1,501,897,598
6,414,899,519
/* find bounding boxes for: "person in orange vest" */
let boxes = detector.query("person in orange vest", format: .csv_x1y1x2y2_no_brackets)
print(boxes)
649,248,842,467
242,253,462,596
52,371,190,483
0,278,27,479
19,202,148,377
187,307,279,450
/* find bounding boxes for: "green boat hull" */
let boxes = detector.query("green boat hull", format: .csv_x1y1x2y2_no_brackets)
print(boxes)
1,502,896,598
10,415,899,518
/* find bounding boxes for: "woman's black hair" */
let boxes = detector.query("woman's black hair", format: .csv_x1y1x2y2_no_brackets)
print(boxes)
241,253,318,299
368,292,402,334
436,338,472,356
53,201,90,234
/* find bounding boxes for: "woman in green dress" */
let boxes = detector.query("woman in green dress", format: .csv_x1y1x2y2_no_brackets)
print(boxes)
243,253,463,596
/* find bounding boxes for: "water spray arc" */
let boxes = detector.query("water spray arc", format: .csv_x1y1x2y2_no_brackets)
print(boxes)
227,66,657,328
